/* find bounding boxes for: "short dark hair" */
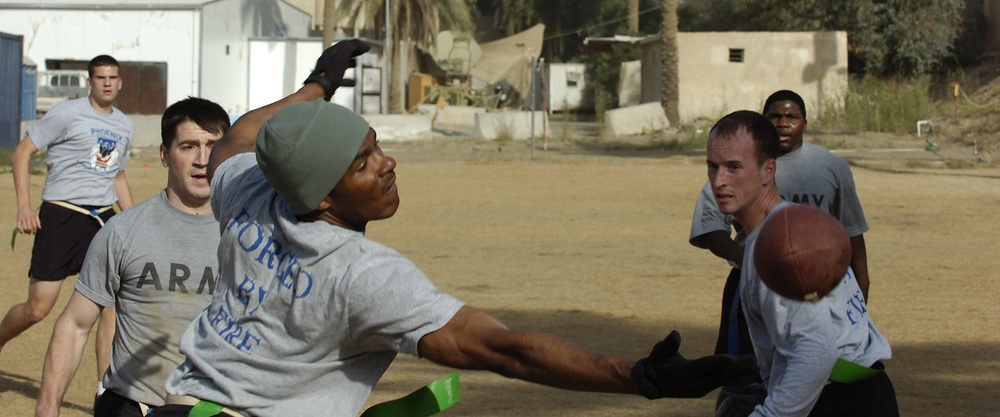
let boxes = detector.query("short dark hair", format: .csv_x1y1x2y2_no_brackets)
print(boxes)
88,55,120,77
762,90,807,120
161,97,231,148
710,110,780,165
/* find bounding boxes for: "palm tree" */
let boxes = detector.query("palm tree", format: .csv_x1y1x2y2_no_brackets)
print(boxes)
628,0,639,35
323,0,338,47
242,0,287,37
338,0,473,113
660,0,679,126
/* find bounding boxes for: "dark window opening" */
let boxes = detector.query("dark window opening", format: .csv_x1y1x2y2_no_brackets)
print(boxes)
729,48,744,63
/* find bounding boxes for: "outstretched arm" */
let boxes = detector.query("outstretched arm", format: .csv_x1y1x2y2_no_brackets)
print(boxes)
419,306,637,394
418,306,754,399
35,292,103,417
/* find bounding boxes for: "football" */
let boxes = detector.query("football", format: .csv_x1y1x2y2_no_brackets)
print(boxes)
753,204,851,301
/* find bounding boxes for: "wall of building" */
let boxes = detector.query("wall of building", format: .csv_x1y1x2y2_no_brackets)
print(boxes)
201,0,313,115
0,0,314,116
547,63,588,112
0,8,201,111
246,38,383,114
641,31,848,123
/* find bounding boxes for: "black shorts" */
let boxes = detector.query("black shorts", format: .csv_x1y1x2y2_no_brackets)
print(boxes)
146,405,228,417
811,371,899,416
94,389,144,417
29,202,115,281
714,267,755,357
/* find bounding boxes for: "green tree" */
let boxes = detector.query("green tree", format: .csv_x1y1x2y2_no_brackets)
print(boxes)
677,0,965,76
338,0,473,112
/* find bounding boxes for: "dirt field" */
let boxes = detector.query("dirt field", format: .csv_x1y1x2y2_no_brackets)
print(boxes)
1,133,998,416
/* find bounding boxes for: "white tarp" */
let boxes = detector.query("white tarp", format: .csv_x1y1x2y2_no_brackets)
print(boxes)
470,24,545,98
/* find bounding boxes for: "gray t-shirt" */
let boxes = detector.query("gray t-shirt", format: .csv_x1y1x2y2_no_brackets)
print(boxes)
689,143,869,264
76,190,219,406
166,153,465,417
741,202,891,417
26,97,133,206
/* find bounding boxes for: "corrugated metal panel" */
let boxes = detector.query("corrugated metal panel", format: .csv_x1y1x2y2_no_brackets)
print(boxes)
116,62,167,115
22,63,36,121
0,31,22,149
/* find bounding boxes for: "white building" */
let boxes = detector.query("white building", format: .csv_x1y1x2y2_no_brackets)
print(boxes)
0,0,382,115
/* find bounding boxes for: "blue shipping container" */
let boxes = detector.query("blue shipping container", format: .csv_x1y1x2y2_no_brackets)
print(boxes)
22,64,36,122
0,31,22,149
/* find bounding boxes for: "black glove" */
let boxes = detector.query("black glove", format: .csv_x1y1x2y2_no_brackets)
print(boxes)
632,330,758,399
303,38,371,100
716,382,767,417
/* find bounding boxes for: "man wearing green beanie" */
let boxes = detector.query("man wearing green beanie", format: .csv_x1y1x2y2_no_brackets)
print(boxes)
149,39,754,417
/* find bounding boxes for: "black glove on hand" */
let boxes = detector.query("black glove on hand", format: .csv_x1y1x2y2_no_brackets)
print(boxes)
632,330,757,399
303,38,371,100
716,383,768,417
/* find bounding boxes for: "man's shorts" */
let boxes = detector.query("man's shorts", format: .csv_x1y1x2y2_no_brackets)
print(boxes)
28,201,115,281
147,404,241,417
94,389,145,417
812,371,899,416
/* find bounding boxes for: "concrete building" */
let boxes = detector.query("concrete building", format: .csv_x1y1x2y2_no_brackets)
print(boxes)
641,31,849,123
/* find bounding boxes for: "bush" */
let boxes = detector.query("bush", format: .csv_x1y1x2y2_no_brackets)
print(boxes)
819,76,933,134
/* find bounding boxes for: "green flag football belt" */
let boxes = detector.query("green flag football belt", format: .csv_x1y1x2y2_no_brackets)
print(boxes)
179,373,461,417
829,358,884,384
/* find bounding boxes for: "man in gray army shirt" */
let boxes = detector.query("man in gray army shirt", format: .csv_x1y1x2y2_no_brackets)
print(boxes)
35,97,230,417
5,55,134,396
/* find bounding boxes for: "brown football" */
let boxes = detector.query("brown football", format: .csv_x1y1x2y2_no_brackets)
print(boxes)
753,204,851,301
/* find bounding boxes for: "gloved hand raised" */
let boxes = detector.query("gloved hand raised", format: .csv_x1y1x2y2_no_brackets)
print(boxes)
632,330,758,399
303,38,371,100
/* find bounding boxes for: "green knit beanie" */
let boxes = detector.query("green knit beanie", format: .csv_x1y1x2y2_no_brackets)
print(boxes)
256,99,370,215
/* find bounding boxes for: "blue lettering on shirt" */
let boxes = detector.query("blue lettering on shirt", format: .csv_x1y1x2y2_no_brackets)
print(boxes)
214,207,319,352
841,270,868,325
209,305,262,353
90,128,124,142
235,274,268,316
225,207,314,299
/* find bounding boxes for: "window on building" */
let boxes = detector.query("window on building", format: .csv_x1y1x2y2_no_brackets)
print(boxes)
566,71,581,87
729,48,744,63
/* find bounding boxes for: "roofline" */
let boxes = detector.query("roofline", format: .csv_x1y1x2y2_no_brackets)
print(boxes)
0,1,216,11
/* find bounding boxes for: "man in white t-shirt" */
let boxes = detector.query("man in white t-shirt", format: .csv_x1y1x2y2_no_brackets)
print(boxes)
704,110,896,417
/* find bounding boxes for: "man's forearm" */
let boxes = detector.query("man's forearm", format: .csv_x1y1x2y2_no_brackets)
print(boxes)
420,306,639,395
849,235,870,300
12,139,36,209
702,230,743,265
36,318,93,417
114,171,134,211
480,330,637,394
